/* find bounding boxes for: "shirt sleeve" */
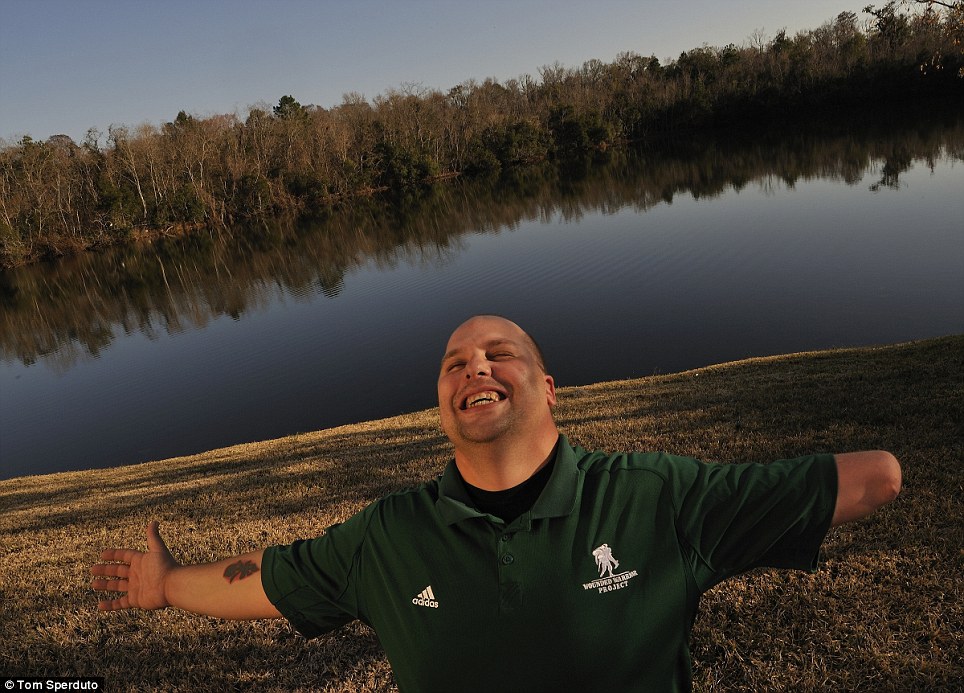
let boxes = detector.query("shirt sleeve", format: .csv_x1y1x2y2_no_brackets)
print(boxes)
261,506,376,638
668,453,838,591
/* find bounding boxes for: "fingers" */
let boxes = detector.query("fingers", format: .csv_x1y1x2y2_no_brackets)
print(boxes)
91,558,129,594
91,558,130,601
97,595,130,611
98,521,164,562
91,570,131,611
99,548,140,563
91,562,130,579
99,522,162,563
93,522,169,613
145,520,167,554
91,577,129,592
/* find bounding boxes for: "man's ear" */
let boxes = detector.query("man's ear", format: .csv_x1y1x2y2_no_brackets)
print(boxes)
545,375,557,407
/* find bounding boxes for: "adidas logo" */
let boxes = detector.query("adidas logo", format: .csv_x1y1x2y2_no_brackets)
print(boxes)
412,585,440,609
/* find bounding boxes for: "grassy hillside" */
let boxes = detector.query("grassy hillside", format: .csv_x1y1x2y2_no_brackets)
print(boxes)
1,335,961,691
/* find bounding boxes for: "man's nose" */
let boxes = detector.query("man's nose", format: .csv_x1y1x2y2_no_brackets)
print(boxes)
465,355,491,377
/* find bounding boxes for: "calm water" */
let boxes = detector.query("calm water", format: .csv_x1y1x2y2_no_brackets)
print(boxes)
2,119,963,479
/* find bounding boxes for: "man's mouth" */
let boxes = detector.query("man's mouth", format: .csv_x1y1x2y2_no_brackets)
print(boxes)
461,391,506,410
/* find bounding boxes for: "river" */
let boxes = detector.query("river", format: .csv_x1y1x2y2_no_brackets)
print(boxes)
1,113,962,479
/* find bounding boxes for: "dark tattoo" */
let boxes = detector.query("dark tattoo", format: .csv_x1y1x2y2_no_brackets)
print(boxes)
223,559,259,584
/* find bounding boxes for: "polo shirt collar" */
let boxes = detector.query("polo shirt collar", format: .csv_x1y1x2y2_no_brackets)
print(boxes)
436,435,581,526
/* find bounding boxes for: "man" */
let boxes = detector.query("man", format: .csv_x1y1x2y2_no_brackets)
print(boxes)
92,315,902,691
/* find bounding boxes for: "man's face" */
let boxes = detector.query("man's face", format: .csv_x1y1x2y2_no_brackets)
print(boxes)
437,316,556,448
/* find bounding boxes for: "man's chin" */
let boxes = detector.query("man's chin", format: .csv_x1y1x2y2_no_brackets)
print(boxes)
454,419,512,445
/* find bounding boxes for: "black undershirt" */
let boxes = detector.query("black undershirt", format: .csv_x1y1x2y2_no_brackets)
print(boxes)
460,456,556,524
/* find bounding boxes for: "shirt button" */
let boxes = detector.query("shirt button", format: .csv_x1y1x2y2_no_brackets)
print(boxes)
502,554,514,565
500,534,511,542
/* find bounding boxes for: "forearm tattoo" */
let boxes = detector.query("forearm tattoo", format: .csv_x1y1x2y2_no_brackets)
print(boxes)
223,559,259,584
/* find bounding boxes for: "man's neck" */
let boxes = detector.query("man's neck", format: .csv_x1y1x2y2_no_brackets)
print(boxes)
454,428,560,491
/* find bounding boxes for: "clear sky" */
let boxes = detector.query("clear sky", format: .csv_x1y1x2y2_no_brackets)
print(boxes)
1,0,868,145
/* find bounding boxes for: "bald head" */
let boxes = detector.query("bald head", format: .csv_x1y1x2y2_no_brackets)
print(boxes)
445,315,547,374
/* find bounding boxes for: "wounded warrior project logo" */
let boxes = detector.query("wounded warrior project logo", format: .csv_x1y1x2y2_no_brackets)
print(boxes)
582,544,638,594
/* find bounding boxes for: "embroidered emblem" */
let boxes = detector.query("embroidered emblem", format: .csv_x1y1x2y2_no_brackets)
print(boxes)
412,585,439,608
593,543,619,577
583,544,638,594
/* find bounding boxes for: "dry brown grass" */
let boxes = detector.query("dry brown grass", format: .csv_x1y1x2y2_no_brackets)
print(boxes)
1,335,961,691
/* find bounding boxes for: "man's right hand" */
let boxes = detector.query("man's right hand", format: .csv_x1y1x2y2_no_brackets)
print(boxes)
91,521,282,620
91,520,177,611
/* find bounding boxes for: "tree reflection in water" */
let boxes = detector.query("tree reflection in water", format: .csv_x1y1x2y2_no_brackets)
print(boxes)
3,113,961,372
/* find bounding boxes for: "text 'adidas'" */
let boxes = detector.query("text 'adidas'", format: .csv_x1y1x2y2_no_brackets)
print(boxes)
412,585,439,608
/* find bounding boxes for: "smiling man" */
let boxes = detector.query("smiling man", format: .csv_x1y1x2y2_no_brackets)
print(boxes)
92,314,902,692
438,315,559,489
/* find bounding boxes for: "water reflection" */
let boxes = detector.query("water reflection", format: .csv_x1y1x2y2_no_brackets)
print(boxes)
3,113,961,372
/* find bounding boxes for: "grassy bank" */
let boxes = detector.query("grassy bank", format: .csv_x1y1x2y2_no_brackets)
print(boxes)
1,335,961,691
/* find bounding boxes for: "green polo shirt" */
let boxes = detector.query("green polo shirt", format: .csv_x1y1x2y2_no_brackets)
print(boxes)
261,435,837,692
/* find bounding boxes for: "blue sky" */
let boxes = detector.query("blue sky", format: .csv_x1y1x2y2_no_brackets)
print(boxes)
1,0,867,144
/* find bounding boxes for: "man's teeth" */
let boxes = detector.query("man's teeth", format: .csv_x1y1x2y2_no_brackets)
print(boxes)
467,392,501,408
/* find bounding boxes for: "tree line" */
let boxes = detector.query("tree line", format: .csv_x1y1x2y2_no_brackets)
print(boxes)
1,2,961,268
5,106,960,370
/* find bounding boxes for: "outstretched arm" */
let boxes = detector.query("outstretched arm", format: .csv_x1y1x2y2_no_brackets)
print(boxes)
91,521,282,620
831,451,902,527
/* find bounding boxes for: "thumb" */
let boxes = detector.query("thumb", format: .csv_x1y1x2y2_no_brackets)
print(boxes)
145,520,168,553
